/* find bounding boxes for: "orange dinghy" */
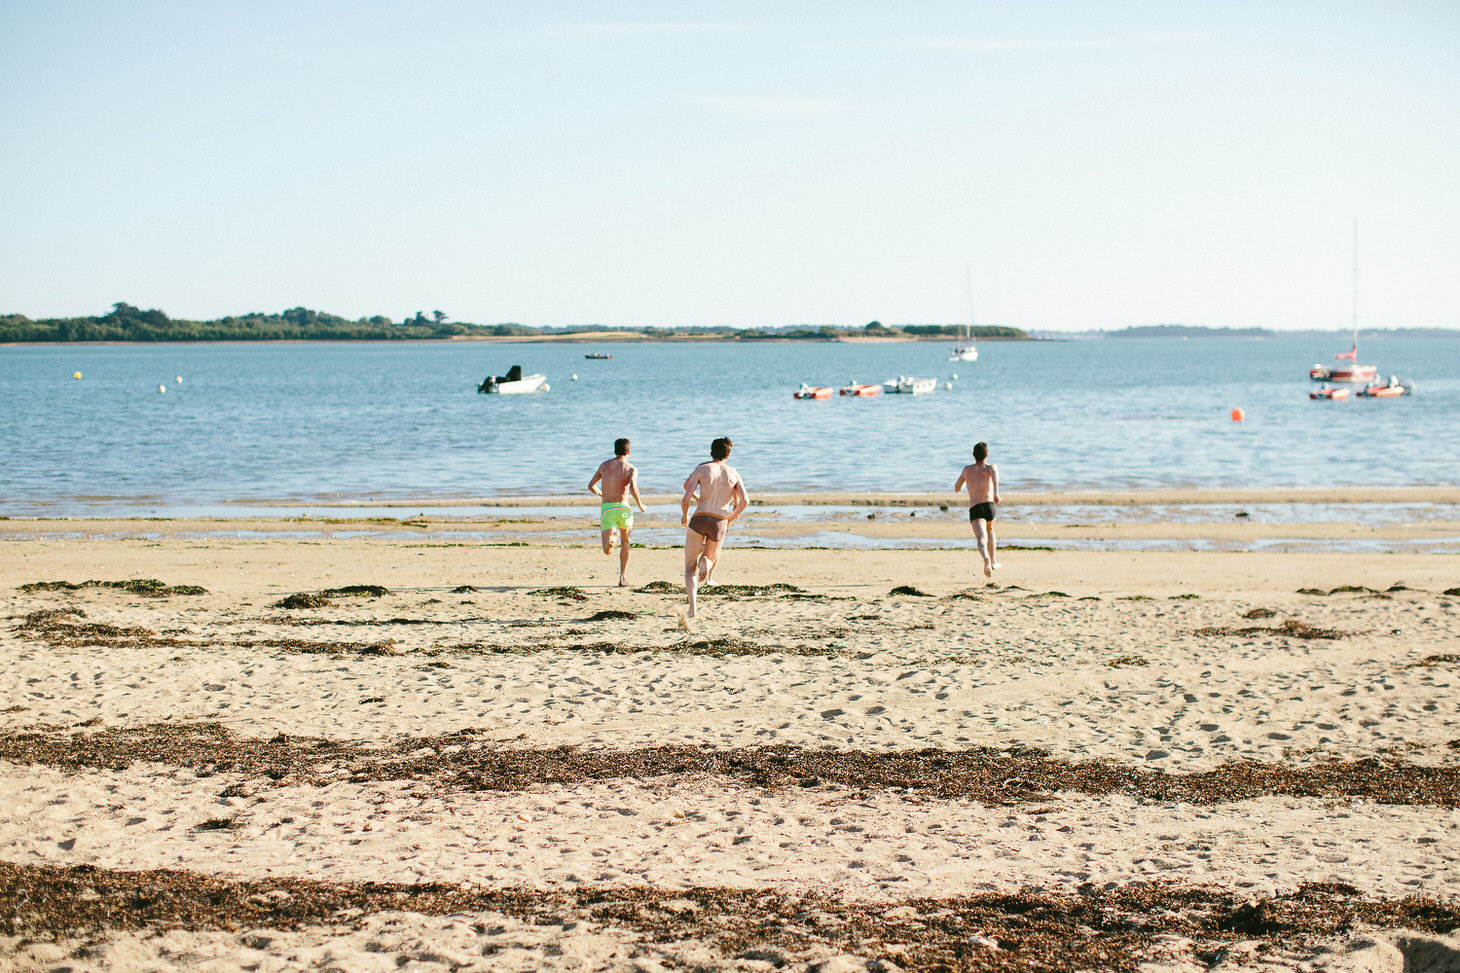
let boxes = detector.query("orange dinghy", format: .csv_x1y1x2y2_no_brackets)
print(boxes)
1359,376,1413,398
839,383,881,396
1309,385,1350,400
793,383,833,400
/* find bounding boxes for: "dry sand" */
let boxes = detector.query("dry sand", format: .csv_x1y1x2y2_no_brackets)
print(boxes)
2,496,1458,971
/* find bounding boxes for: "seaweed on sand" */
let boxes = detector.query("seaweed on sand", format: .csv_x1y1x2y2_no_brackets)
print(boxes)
320,585,390,598
18,579,206,597
531,586,589,602
272,593,331,609
4,723,1458,808
889,585,931,597
3,862,1459,972
1194,619,1361,640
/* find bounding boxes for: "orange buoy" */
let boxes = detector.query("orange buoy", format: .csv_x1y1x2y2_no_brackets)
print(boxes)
1230,408,1245,421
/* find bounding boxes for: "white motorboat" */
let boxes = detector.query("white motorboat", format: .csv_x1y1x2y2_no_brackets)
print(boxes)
884,375,937,395
478,365,549,394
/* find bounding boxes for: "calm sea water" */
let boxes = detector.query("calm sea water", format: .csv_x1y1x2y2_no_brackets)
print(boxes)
1,335,1456,516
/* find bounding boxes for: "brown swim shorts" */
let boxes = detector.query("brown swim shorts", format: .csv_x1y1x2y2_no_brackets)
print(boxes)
688,513,729,542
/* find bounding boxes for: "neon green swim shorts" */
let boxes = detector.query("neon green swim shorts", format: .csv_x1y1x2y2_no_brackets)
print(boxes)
600,501,634,531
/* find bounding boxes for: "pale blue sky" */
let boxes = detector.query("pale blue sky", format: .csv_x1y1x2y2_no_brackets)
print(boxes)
2,0,1457,330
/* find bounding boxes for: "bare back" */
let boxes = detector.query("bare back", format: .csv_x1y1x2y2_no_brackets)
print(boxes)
956,461,998,506
684,460,744,518
592,457,637,503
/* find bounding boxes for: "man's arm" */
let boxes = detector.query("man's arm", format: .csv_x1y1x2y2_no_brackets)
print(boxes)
588,465,604,497
953,467,967,493
727,479,749,522
991,466,1000,505
629,468,645,512
680,469,700,525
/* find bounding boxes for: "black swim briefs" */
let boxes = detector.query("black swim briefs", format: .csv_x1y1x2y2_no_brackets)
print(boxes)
968,502,996,522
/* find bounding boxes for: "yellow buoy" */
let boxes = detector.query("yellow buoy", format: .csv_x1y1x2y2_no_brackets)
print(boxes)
73,371,82,380
1230,407,1244,421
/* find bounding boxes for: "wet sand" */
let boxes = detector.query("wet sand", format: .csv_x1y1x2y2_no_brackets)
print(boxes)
1,501,1458,971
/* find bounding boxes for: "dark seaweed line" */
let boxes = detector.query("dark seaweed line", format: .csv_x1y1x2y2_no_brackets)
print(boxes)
2,723,1457,807
1,862,1456,973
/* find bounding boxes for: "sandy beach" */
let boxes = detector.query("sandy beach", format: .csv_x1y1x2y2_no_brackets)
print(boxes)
2,492,1458,971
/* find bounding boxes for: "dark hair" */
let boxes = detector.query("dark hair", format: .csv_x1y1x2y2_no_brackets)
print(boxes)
710,437,733,460
973,441,987,462
614,438,630,456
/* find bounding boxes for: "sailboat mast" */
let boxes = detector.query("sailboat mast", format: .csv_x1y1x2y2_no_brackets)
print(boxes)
1351,216,1359,352
964,265,974,341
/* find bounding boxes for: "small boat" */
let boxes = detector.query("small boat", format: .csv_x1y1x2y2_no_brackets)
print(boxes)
478,365,549,394
885,375,937,394
1359,375,1413,398
1309,360,1377,384
1309,384,1350,400
948,266,979,362
839,382,881,397
793,383,833,400
584,352,611,359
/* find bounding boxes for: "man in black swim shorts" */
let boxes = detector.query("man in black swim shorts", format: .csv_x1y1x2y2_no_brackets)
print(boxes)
954,441,1001,578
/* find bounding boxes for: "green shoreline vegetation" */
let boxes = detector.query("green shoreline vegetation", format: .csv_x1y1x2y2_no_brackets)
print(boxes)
0,303,1027,343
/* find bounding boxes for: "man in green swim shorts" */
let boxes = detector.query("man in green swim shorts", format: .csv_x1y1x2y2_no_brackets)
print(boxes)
589,438,647,586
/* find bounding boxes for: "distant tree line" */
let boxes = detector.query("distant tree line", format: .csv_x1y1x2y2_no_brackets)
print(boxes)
0,304,1030,343
0,303,471,342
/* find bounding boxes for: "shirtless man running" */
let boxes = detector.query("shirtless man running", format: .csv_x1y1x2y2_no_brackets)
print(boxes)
588,438,646,586
954,441,1001,578
680,437,749,618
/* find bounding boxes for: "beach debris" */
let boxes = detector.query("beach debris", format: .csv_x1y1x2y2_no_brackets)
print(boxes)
1107,656,1149,667
531,586,589,602
2,862,1458,973
273,593,332,610
586,610,638,621
1025,590,1070,598
8,723,1459,808
889,585,931,597
320,585,390,598
17,579,206,597
451,585,477,593
1444,587,1460,597
1241,608,1277,619
1194,620,1360,640
638,581,682,593
1406,654,1460,669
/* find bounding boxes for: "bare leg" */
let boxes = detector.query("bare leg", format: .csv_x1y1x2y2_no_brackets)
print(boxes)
971,520,992,577
617,528,631,585
684,529,706,617
698,537,724,585
600,528,613,556
987,521,999,569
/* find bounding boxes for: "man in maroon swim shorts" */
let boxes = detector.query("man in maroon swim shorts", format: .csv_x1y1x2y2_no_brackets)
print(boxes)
680,437,749,619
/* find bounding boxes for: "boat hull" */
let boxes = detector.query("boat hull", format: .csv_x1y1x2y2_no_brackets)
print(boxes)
483,375,548,394
1310,386,1350,400
1309,364,1377,383
793,386,833,400
839,384,881,396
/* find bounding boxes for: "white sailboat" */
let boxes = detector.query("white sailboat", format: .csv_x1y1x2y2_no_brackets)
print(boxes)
1308,219,1377,384
948,266,978,362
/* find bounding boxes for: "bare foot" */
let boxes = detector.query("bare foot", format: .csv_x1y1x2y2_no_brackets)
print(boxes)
617,577,629,587
983,561,993,578
697,558,714,584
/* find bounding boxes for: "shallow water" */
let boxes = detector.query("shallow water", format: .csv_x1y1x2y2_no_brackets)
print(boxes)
3,334,1456,515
